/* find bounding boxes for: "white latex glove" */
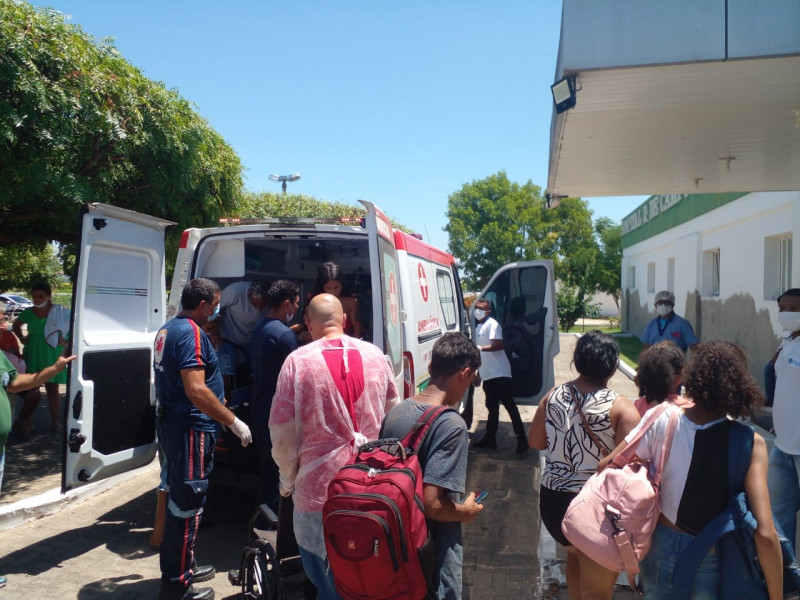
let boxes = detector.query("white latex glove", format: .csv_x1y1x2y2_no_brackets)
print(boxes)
229,417,252,447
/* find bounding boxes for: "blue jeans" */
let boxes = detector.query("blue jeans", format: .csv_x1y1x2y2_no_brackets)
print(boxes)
298,546,342,600
639,523,720,599
767,444,800,551
216,342,250,376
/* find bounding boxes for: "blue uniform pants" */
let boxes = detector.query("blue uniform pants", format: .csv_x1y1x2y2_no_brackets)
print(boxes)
158,417,215,587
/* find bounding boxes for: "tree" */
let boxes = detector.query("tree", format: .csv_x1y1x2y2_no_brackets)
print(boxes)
590,217,622,309
555,284,601,332
0,1,243,246
445,173,599,289
445,172,545,288
541,198,598,288
234,191,412,233
0,242,62,291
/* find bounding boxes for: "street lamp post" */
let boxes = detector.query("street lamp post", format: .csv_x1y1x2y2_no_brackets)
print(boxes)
268,172,301,194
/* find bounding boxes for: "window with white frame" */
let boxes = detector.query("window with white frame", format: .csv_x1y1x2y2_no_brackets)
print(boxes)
628,266,636,290
702,248,720,296
764,234,793,299
647,262,656,293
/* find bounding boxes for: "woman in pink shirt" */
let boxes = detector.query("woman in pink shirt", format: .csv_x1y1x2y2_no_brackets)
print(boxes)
634,341,693,417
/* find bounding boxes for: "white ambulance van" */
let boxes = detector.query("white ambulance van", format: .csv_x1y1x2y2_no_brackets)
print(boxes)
62,202,558,491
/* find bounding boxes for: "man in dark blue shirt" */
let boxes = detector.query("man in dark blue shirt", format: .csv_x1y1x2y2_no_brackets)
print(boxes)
250,280,300,513
155,278,252,600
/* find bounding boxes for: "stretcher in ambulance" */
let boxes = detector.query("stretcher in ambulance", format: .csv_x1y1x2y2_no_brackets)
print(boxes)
62,202,558,491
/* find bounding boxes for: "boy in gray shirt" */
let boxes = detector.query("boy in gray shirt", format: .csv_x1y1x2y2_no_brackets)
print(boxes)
380,332,484,600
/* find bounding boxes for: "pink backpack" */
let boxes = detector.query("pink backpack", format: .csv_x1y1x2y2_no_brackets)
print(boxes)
561,402,679,584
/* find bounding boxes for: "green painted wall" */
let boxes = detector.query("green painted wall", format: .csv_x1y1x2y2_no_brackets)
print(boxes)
621,193,748,248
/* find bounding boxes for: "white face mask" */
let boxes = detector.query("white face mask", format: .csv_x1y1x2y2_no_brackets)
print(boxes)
284,299,297,324
778,311,800,332
656,304,672,317
474,309,487,321
34,301,50,309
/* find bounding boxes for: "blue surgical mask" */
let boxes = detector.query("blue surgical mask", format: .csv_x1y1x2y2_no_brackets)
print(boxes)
207,303,220,321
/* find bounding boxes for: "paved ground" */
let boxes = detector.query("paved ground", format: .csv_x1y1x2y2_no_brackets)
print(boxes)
0,334,640,599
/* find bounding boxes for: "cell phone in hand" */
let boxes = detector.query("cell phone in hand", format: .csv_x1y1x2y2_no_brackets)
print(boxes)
475,490,489,504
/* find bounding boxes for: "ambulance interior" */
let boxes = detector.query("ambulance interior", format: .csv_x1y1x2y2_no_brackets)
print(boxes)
191,233,375,343
185,232,375,481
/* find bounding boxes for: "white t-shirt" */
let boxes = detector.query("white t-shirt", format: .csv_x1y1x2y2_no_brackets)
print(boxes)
625,403,728,524
475,316,511,380
218,281,268,346
774,334,800,454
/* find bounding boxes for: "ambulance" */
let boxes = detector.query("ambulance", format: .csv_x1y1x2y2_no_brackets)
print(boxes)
62,202,558,491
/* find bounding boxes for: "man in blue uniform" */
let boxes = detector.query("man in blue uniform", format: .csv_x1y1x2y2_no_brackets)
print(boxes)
250,279,300,514
155,278,253,600
640,290,699,353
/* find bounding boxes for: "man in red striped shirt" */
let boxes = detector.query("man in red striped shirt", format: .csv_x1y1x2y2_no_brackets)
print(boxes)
154,278,252,600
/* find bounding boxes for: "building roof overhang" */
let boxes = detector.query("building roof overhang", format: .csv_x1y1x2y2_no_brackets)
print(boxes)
548,55,800,199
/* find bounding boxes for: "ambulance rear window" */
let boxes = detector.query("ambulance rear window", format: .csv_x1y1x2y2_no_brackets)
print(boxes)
436,270,457,330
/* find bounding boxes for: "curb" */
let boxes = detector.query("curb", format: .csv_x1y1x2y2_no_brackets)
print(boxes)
0,458,159,533
616,359,636,381
568,332,636,381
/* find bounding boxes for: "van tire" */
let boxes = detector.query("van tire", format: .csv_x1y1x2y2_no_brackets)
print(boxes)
460,386,474,429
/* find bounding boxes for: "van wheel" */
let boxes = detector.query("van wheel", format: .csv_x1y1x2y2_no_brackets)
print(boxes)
460,386,474,429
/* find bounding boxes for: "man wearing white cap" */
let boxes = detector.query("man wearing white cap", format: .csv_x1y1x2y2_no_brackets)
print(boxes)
640,290,699,353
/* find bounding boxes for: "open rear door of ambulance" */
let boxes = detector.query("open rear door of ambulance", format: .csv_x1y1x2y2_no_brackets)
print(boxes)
360,200,404,396
473,261,560,404
63,203,174,492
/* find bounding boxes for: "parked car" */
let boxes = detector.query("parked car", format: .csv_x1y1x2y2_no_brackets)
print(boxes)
0,293,33,320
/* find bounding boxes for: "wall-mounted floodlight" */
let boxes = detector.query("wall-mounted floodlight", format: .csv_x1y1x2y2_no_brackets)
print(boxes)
551,74,578,114
545,193,563,209
268,172,301,193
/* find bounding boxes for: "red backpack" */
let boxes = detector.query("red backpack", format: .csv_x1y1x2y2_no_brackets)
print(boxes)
323,405,450,600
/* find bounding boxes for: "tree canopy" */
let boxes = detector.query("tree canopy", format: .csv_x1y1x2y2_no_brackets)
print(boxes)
235,191,412,233
445,171,604,288
445,172,544,287
591,217,623,308
0,1,243,246
0,242,62,291
445,171,623,324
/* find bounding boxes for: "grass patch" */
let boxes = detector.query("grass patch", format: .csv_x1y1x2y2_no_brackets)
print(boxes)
567,324,621,334
616,336,644,369
52,291,72,309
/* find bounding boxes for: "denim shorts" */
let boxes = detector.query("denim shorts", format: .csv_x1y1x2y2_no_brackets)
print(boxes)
640,522,720,599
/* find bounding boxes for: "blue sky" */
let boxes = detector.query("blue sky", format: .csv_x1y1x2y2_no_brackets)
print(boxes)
34,1,646,250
